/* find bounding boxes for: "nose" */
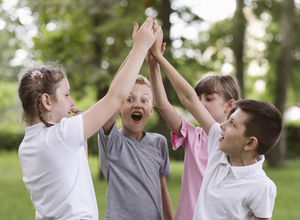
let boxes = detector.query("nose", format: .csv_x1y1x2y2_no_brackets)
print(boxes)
133,100,141,109
220,122,225,131
70,97,75,107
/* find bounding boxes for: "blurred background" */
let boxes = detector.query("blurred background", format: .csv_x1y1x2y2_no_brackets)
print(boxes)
1,0,300,218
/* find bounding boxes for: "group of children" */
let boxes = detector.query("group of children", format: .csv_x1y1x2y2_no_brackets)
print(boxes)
18,15,282,220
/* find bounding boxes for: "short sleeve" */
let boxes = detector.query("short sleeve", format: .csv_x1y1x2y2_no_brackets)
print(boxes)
98,121,122,156
249,181,277,218
55,115,84,151
207,123,221,156
171,117,206,151
159,136,172,177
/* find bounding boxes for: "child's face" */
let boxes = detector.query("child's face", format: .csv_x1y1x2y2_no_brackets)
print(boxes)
50,77,75,123
119,83,154,136
199,92,229,124
219,108,249,157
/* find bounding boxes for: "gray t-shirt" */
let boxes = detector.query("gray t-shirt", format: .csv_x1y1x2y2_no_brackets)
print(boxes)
98,122,171,220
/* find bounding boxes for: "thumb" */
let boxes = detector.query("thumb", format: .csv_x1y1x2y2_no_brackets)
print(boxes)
132,22,139,35
161,42,167,54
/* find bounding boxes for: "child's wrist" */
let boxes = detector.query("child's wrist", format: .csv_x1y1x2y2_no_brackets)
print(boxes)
132,44,148,57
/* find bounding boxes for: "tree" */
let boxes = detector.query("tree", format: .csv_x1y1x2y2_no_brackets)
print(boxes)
232,0,246,98
268,0,295,167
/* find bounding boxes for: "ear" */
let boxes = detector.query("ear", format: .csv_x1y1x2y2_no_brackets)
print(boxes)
41,93,52,112
225,99,235,113
244,137,258,151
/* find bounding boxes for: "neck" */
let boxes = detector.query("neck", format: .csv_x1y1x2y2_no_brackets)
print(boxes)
122,127,145,141
227,154,257,166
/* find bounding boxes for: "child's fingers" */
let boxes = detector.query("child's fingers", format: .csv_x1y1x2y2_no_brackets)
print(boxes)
161,42,167,54
132,22,139,36
141,15,154,29
153,25,162,37
153,20,159,31
71,108,84,115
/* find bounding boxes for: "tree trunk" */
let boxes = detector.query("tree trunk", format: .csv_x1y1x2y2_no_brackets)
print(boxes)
155,0,173,148
268,0,295,167
233,0,246,98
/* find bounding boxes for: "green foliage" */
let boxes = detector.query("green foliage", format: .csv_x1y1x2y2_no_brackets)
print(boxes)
0,82,25,131
0,1,23,82
29,0,147,100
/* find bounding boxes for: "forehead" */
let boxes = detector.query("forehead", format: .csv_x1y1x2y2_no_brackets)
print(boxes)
230,108,250,124
57,77,69,91
130,84,152,97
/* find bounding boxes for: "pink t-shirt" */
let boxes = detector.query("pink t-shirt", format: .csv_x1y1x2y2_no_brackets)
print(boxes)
171,117,208,220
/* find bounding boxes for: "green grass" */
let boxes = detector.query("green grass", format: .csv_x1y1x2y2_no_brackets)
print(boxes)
0,151,299,219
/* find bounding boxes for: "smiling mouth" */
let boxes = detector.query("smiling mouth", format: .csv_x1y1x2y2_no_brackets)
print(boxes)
131,112,142,121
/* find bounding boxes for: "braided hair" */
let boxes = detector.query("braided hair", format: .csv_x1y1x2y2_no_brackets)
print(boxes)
18,66,66,127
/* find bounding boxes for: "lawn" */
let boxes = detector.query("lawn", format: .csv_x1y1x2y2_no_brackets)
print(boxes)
0,151,299,219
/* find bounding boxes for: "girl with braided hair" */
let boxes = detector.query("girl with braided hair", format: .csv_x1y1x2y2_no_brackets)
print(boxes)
17,15,161,220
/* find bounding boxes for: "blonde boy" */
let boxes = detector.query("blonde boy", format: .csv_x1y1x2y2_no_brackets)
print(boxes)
98,75,174,220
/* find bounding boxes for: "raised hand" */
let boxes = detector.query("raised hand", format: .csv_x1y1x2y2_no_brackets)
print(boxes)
146,20,166,66
149,20,164,59
132,15,162,53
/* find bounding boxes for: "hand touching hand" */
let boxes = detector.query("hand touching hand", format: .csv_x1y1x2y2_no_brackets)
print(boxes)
149,20,165,59
132,15,162,53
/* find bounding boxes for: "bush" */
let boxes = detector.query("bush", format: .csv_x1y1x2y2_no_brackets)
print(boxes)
0,129,24,151
286,121,300,159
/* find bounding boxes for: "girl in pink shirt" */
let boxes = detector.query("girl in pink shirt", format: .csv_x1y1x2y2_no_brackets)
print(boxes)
147,31,241,220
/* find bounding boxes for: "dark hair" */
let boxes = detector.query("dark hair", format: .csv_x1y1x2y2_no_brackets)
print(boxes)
18,66,66,127
194,75,241,116
234,100,283,155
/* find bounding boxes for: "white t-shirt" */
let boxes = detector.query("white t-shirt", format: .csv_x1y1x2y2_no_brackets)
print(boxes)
193,123,276,220
19,115,98,220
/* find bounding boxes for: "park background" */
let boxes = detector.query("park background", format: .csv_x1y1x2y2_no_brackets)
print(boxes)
1,0,300,218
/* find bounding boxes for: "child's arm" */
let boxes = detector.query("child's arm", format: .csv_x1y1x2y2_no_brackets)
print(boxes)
151,41,215,135
82,15,161,140
160,176,174,220
255,217,271,220
147,47,182,137
101,50,132,135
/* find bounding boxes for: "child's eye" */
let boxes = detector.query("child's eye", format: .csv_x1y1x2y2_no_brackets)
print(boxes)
206,98,213,101
127,98,133,102
230,120,234,126
141,99,147,103
66,93,70,97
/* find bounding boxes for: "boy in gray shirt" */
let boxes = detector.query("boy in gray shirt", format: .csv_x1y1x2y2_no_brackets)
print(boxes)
98,74,173,220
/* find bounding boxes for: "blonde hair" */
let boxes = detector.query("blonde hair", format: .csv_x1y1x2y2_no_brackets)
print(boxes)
135,75,151,89
135,75,152,101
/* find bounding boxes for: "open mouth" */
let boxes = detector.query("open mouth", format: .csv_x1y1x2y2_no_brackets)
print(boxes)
219,135,224,142
131,112,142,122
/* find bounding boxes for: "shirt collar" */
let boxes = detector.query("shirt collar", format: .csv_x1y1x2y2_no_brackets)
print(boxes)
219,154,265,179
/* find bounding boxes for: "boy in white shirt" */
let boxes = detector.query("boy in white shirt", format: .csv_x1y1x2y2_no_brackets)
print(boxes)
150,32,282,220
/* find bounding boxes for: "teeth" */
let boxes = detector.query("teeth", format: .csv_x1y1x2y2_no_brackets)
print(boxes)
132,113,141,115
131,112,142,121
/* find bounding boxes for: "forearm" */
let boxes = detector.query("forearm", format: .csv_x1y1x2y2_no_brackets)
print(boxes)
161,177,174,220
153,54,215,134
108,46,147,103
148,63,182,137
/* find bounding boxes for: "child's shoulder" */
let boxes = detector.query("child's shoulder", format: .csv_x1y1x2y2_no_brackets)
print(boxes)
146,131,166,141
